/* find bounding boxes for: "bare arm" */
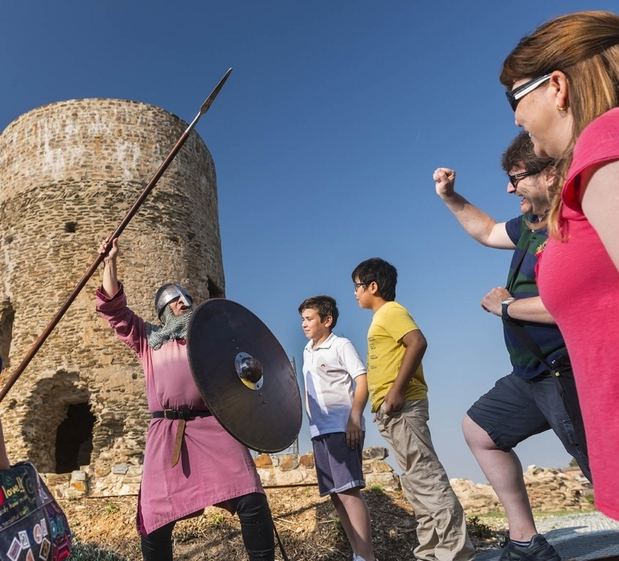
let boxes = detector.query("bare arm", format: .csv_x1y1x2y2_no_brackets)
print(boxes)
481,287,555,324
581,160,619,271
346,374,368,449
383,329,427,414
434,167,514,249
99,239,120,298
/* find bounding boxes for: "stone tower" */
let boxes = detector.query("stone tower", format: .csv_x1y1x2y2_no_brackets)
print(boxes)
0,99,224,491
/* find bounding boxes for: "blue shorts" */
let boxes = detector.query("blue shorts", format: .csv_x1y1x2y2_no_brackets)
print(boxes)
312,432,365,496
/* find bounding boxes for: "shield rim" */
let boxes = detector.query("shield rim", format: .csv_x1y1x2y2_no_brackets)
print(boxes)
187,298,302,453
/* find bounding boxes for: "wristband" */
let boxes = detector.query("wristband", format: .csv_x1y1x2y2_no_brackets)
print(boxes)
501,297,516,319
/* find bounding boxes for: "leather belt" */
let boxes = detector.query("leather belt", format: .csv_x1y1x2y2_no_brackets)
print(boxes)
152,409,212,466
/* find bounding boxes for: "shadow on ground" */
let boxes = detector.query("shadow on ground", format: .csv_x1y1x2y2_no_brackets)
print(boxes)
173,488,419,561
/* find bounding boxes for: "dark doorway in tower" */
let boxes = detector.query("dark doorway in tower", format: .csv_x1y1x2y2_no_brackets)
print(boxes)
55,402,95,473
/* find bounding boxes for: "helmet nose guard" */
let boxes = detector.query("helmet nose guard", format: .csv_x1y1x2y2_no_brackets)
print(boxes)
155,284,193,318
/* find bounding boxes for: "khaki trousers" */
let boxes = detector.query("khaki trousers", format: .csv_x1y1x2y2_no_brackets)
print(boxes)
375,399,475,561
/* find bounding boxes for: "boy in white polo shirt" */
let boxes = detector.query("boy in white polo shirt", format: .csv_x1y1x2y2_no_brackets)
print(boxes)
299,295,376,561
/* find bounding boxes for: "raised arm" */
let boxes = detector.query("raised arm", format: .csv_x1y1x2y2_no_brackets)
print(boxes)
434,167,514,249
96,238,147,356
100,238,120,298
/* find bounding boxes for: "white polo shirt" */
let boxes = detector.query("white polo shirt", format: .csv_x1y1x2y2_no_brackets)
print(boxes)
302,332,367,437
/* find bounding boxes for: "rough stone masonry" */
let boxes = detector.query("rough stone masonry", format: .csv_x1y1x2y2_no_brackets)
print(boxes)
0,98,224,493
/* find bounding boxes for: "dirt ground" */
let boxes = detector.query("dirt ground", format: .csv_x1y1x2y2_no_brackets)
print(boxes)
61,486,504,560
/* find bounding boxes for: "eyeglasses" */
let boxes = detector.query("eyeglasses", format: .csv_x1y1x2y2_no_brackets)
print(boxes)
506,74,552,111
353,282,367,290
508,169,539,188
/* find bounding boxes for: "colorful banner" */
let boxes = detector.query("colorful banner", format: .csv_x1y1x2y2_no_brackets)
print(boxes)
0,463,71,561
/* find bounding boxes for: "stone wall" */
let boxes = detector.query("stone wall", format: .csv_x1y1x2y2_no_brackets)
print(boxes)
0,99,224,477
43,446,400,498
42,448,593,519
255,446,400,490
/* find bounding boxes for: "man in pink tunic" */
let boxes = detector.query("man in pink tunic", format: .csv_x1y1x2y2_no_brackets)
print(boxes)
97,239,275,561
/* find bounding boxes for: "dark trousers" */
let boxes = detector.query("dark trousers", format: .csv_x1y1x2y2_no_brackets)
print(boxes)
140,492,275,561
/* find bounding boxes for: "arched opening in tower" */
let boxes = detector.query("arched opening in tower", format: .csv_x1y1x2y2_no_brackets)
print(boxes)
55,402,96,473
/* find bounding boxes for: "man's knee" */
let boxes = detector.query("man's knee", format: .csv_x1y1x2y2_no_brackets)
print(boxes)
462,414,497,450
462,414,479,444
236,492,271,521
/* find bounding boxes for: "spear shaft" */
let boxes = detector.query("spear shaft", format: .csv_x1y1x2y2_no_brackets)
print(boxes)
0,68,232,403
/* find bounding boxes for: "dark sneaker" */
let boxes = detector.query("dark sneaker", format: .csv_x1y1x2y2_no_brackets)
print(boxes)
499,534,561,561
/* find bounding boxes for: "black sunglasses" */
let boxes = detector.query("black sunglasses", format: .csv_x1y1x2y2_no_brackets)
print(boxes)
508,169,539,188
506,74,552,111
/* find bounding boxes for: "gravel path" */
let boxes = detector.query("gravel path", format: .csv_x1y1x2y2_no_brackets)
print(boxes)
478,512,619,561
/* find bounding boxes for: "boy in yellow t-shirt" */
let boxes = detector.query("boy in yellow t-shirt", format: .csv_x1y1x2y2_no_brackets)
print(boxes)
352,258,474,561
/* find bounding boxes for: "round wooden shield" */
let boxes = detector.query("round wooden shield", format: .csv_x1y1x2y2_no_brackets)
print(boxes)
187,299,302,453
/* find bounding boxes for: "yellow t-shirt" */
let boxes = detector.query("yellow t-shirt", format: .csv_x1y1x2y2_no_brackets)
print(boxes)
367,301,428,411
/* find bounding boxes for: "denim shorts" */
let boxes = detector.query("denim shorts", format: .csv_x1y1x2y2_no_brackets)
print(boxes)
312,432,365,496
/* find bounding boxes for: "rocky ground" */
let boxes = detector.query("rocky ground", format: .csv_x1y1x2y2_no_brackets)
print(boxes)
62,467,593,561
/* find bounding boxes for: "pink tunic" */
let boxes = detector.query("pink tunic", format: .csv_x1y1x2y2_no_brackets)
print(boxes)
537,108,619,520
96,286,264,535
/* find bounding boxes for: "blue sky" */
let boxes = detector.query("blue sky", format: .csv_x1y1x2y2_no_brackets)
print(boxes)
1,1,615,481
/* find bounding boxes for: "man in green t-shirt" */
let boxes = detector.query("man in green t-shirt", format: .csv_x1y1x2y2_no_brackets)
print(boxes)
434,132,589,561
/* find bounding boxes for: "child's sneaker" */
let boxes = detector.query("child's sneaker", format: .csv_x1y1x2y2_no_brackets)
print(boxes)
499,534,561,561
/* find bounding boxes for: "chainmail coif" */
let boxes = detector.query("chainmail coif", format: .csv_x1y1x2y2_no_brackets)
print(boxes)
145,305,193,350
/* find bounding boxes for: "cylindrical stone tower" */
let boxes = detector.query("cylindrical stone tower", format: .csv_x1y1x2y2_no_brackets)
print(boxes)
0,98,224,487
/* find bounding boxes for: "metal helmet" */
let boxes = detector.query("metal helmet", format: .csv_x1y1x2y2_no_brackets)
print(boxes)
154,283,193,318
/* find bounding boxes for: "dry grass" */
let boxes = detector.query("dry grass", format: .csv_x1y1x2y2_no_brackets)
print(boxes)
61,486,505,560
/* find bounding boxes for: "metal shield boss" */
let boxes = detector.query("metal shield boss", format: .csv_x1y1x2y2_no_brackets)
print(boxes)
187,299,302,452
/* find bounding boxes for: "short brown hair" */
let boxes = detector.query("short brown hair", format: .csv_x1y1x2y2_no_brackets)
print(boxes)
298,295,339,329
501,131,554,175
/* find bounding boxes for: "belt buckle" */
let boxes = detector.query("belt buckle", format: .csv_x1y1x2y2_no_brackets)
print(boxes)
163,409,175,419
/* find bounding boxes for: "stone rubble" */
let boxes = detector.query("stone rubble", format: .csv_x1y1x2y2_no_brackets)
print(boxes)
41,447,591,518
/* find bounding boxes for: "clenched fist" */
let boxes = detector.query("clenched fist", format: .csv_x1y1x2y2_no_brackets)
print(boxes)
433,167,457,199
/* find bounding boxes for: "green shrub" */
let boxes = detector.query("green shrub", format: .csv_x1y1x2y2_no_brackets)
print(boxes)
466,516,495,540
103,502,120,514
208,510,227,527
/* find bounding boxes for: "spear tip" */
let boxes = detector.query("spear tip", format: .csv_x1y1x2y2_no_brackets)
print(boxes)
199,68,233,115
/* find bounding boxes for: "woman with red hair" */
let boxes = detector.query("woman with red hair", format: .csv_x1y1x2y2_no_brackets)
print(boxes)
501,10,619,524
